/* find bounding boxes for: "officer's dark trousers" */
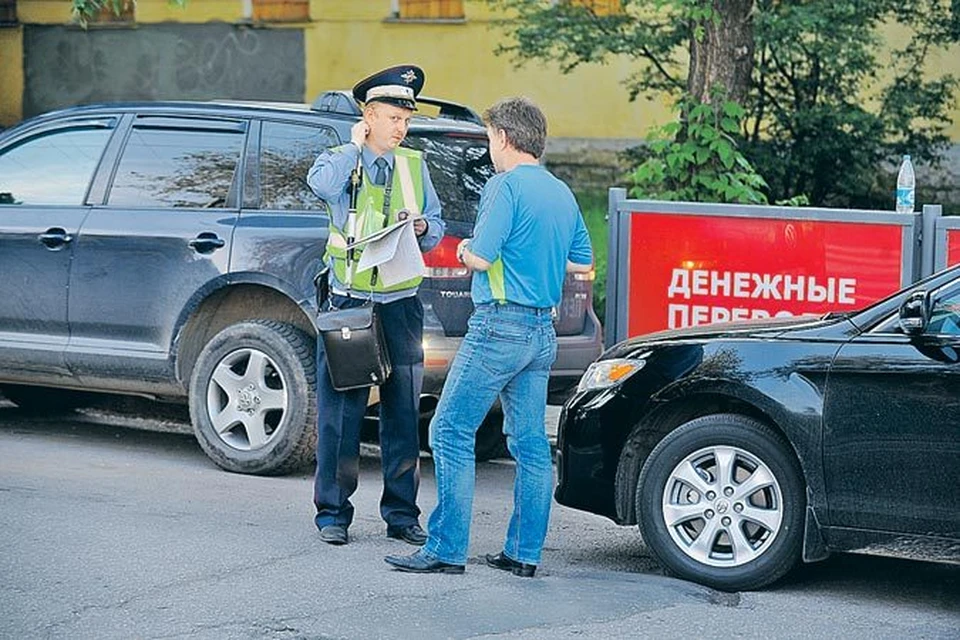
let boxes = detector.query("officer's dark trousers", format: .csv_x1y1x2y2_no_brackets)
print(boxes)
313,293,424,530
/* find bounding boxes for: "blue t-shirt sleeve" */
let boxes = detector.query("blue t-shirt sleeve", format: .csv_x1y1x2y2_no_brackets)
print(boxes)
568,213,593,265
469,177,513,263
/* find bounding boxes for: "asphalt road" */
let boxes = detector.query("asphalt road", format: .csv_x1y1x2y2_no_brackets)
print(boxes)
1,402,958,639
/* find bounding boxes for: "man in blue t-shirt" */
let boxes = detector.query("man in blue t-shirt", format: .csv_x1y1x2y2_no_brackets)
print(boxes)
386,97,593,577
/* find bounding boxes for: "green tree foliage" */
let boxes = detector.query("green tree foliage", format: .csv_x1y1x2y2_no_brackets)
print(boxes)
490,0,960,208
747,0,958,208
631,94,769,203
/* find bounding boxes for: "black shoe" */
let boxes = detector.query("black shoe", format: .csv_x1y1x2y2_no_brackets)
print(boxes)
318,524,348,545
386,523,428,546
384,550,465,574
484,552,537,577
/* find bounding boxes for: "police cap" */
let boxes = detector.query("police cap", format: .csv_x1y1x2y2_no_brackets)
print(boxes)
352,64,425,111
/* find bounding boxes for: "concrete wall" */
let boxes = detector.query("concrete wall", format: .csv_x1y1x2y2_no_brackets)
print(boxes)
22,23,304,116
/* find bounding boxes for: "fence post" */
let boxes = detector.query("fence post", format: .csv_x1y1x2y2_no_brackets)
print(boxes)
921,204,942,279
605,188,627,348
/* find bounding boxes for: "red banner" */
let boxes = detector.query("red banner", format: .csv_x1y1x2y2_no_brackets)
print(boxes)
626,213,905,337
947,229,960,267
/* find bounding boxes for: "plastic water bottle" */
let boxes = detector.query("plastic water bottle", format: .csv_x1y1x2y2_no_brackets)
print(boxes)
896,155,915,214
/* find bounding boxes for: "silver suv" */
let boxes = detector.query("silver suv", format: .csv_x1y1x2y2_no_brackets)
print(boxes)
0,93,603,474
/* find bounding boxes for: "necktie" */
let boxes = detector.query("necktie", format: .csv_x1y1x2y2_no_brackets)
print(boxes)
373,157,388,186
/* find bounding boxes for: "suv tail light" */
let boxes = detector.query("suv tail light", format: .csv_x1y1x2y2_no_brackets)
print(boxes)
423,235,469,278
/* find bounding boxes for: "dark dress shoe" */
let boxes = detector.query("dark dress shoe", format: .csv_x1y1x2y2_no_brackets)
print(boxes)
318,525,348,545
384,550,465,574
386,523,428,546
484,552,537,577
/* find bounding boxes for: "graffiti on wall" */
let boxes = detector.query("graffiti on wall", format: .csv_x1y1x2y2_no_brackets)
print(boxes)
23,23,305,117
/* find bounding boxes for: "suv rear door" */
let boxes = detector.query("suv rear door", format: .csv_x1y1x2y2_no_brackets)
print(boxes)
229,118,341,305
65,114,248,390
0,116,116,380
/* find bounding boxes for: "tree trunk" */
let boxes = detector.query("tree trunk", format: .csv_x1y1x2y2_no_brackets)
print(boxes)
688,0,755,104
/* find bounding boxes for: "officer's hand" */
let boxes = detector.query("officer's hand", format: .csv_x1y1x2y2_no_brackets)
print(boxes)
351,121,370,149
413,218,428,237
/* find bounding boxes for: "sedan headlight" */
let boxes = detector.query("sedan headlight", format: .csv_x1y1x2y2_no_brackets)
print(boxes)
577,358,646,392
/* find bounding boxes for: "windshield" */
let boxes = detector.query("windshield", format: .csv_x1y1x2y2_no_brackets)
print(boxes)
405,133,494,224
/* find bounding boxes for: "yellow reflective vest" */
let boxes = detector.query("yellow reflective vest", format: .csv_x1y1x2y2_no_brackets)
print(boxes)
324,146,425,293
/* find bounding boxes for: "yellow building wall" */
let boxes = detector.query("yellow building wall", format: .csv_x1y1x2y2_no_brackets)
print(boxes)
0,27,23,126
306,21,668,139
135,0,238,23
934,44,960,139
878,22,960,140
1,0,958,140
16,0,71,23
304,2,960,140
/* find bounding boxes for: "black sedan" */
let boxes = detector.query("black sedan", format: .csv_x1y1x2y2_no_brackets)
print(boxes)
556,265,960,591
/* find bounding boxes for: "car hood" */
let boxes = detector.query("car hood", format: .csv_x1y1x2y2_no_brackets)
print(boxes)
603,314,837,359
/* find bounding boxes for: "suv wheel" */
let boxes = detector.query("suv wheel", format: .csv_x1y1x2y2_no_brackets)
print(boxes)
419,405,510,462
189,320,316,475
475,409,509,462
636,414,804,591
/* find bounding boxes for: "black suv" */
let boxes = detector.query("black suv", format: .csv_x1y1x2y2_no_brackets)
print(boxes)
0,94,603,474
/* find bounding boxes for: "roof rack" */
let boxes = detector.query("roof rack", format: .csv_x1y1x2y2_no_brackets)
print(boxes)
311,91,362,117
310,91,483,126
417,96,483,126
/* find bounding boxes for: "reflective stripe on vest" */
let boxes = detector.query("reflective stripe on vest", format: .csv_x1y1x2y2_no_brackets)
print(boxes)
325,147,425,293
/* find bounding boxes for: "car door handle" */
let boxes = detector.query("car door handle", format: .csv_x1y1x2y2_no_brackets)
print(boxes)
38,228,73,249
188,232,226,254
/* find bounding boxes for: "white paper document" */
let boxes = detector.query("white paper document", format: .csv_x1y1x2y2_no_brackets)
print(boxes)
347,218,426,287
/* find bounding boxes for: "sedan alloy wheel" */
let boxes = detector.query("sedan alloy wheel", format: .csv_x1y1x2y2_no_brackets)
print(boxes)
636,413,804,591
662,444,784,567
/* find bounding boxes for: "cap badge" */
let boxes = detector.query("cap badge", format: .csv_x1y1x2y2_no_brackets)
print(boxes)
401,69,418,84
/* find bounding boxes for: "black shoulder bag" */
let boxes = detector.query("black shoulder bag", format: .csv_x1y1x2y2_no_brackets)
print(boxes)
315,157,392,391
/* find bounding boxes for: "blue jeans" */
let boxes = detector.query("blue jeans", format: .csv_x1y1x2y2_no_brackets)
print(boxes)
423,304,558,566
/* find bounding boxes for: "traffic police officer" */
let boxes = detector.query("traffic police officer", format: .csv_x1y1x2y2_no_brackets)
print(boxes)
306,65,444,546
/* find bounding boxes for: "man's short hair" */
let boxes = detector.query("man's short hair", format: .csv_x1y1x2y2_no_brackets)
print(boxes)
483,97,547,159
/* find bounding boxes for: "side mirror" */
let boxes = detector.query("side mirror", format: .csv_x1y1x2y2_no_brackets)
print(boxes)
898,290,931,335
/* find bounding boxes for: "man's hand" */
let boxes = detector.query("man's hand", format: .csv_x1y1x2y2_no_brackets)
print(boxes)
457,238,492,272
398,210,428,237
456,238,470,264
350,121,370,149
